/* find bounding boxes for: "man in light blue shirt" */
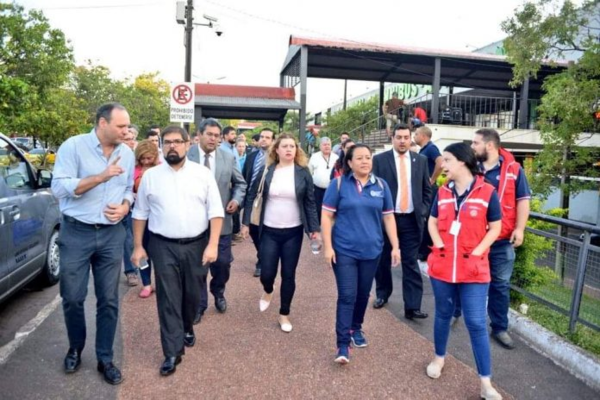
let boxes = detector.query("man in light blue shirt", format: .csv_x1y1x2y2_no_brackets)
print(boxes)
219,125,240,163
51,103,134,385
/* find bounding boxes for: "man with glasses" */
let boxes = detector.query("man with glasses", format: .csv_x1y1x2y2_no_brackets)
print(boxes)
242,128,275,277
188,119,247,323
132,126,224,376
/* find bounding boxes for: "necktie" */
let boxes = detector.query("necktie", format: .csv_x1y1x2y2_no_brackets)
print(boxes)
204,153,211,170
399,153,409,213
251,150,265,186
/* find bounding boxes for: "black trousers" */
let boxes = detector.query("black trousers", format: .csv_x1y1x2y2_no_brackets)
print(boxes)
249,224,262,270
198,235,233,313
259,225,304,316
148,232,208,358
232,210,241,235
375,213,424,311
313,185,326,223
418,185,437,260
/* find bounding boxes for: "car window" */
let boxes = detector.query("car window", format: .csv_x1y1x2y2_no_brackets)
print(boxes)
0,137,33,190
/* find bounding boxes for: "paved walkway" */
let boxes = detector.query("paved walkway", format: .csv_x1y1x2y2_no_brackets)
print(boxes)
118,239,509,400
1,239,598,399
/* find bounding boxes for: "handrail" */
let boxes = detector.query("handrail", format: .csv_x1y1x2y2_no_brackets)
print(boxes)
529,211,600,235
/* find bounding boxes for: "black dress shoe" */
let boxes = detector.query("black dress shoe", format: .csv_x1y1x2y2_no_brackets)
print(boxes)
405,310,429,320
373,298,387,309
215,297,227,313
183,331,196,347
64,348,82,373
193,310,204,325
160,356,182,376
253,268,261,277
97,361,123,385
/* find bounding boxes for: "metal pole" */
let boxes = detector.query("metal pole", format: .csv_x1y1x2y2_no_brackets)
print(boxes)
431,58,441,124
569,231,591,333
184,0,194,133
299,46,308,147
343,79,347,110
518,77,530,129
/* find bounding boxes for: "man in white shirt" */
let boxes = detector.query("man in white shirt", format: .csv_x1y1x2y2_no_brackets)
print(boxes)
131,125,224,377
308,137,338,222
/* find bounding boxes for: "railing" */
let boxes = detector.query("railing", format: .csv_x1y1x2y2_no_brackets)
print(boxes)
513,212,600,333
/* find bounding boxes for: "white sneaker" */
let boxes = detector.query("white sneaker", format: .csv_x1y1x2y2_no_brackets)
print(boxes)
259,292,272,312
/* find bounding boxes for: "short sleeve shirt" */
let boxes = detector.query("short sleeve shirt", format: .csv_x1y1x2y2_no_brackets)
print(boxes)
322,174,394,260
419,141,442,178
430,180,502,222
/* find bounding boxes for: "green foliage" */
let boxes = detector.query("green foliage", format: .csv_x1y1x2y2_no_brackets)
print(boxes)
321,97,379,141
512,199,565,302
502,0,600,200
0,3,76,142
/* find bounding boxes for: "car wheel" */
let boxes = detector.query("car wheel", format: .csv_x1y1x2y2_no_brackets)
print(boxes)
40,229,60,286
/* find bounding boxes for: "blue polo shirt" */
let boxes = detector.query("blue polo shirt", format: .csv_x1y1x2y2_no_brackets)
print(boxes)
479,157,531,201
431,180,502,222
419,141,442,178
322,173,394,260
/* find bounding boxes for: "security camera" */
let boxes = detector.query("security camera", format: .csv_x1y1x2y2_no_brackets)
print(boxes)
203,14,218,23
214,23,223,36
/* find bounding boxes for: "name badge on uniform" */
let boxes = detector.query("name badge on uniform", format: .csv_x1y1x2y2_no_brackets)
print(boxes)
370,190,383,198
450,221,461,236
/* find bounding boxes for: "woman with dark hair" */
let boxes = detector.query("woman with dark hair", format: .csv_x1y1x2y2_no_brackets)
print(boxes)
426,142,503,400
241,133,320,332
321,144,400,364
330,139,355,180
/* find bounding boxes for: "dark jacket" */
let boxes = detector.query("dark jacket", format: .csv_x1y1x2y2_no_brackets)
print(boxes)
242,149,262,185
372,149,432,234
243,163,320,237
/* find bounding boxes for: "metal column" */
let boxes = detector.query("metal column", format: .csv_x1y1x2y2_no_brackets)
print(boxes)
379,82,385,130
299,46,308,147
431,58,441,124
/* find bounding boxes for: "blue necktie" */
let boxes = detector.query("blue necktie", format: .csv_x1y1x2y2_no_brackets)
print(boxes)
251,150,265,186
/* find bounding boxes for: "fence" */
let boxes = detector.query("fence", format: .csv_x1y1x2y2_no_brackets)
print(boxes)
512,212,600,333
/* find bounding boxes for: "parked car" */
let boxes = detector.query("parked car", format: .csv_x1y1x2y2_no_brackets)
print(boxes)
0,133,60,303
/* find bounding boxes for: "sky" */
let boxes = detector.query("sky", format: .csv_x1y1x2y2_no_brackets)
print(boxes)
17,0,529,115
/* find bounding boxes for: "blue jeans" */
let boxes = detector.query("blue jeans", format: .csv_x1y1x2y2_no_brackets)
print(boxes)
122,212,136,275
488,240,515,333
430,277,491,377
333,253,380,348
452,241,515,333
59,217,125,363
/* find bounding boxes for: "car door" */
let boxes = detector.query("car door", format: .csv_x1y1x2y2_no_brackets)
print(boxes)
0,177,10,299
0,136,46,294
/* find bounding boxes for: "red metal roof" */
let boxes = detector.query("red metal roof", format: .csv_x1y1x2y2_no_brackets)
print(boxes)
194,84,296,100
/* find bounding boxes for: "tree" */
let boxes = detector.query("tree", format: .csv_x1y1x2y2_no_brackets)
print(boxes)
321,97,379,141
502,0,600,200
0,3,76,141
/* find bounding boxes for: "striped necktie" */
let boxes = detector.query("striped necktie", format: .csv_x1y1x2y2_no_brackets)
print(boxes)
204,153,211,170
251,150,265,186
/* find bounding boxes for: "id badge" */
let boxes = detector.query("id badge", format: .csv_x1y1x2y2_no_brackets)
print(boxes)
449,221,461,236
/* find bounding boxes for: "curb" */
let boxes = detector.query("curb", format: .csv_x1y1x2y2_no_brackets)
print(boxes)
509,309,600,392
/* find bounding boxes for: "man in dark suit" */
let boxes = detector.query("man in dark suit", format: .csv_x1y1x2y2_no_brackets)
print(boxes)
188,118,247,323
372,123,432,320
241,128,275,277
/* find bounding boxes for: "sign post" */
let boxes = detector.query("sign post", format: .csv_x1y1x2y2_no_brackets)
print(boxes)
170,82,195,124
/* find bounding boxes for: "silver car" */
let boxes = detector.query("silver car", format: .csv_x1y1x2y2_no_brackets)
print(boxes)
0,133,60,303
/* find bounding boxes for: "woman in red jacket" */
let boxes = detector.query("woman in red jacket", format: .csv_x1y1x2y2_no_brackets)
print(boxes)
426,142,503,400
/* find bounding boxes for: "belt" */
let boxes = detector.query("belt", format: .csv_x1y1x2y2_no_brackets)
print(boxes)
63,215,113,229
395,212,415,217
151,231,207,244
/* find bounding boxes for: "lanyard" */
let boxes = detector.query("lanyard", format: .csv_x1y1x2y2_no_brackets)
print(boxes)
322,154,330,169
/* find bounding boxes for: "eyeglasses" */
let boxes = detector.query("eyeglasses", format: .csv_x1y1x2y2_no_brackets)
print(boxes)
163,139,188,147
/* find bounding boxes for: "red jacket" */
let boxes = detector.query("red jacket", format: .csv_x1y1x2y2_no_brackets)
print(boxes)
427,175,495,283
496,148,521,240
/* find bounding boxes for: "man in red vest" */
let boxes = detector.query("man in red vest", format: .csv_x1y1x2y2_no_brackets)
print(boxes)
470,128,531,349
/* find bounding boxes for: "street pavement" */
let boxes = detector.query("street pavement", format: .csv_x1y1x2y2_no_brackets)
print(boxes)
0,239,598,399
